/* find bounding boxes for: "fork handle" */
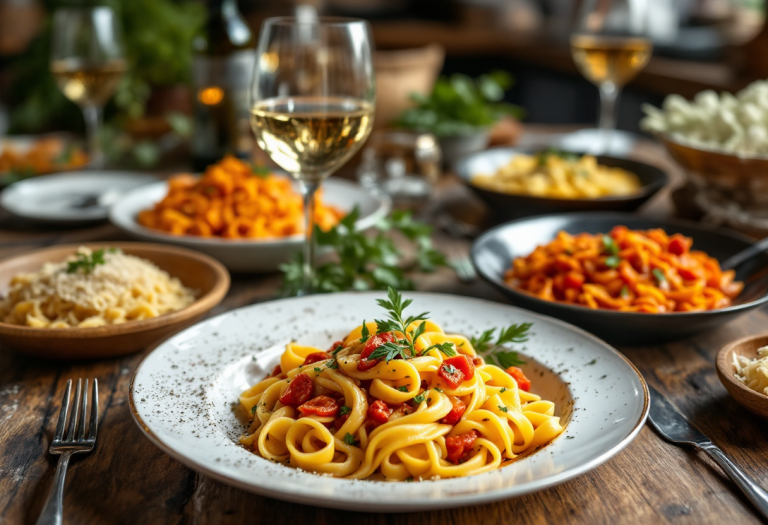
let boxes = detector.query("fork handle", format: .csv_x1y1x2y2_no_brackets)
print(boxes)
699,443,768,520
36,451,73,525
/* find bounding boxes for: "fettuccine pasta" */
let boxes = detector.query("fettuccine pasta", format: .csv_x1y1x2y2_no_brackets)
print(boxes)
239,291,564,481
137,156,344,239
505,226,743,313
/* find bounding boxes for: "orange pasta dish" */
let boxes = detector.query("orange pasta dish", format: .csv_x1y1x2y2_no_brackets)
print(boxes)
137,156,344,239
505,226,743,313
0,137,87,178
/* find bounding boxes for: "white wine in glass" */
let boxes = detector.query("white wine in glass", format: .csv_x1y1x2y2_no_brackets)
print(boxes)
250,18,376,295
570,0,652,136
50,7,126,168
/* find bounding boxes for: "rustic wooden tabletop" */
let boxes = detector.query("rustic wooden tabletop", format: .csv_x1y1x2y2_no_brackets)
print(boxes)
1,131,767,525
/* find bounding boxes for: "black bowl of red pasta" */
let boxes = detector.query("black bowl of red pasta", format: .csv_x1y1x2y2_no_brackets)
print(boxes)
471,212,768,345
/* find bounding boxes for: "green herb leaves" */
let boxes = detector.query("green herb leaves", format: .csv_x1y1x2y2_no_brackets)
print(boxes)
66,248,119,274
652,268,667,285
343,433,359,447
395,70,524,137
413,392,426,404
470,323,532,369
339,406,351,416
279,209,447,296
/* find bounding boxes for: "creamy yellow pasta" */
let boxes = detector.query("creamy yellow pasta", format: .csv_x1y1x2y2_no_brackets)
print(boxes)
0,247,195,328
734,346,768,396
472,152,641,199
239,292,564,481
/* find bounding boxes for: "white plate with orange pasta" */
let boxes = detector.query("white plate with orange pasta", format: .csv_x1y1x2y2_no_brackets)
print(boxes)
129,290,648,512
110,157,390,272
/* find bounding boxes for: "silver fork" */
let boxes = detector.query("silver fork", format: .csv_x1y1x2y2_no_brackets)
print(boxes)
448,252,477,283
36,379,99,525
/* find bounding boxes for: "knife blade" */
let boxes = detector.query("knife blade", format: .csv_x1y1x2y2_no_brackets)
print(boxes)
647,383,711,446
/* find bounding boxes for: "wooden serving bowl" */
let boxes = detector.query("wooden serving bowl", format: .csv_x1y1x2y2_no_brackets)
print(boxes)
0,242,230,359
716,333,768,419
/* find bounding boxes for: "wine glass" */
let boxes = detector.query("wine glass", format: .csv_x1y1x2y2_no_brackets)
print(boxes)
250,17,376,295
50,7,126,169
570,0,652,144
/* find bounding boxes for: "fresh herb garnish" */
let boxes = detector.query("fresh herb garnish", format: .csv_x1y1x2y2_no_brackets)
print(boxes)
326,359,339,369
620,285,630,299
470,323,531,369
250,405,257,414
536,147,579,166
249,162,271,178
339,406,351,416
413,392,426,404
498,405,509,413
343,433,359,447
313,367,322,372
442,363,458,375
279,209,447,296
605,256,621,268
397,385,409,392
500,387,507,393
360,322,370,343
420,341,457,357
602,235,620,256
66,248,119,274
652,268,667,285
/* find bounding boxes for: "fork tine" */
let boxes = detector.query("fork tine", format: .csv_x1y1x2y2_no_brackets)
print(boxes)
52,380,72,443
76,379,88,441
65,379,82,442
88,379,99,441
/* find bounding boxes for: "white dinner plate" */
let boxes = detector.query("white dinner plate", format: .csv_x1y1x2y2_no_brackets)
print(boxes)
129,292,649,512
110,177,391,272
1,171,157,225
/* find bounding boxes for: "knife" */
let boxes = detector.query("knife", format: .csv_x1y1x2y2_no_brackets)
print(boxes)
648,384,768,520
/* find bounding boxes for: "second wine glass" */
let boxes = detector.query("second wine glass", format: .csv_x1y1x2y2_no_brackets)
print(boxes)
250,17,376,295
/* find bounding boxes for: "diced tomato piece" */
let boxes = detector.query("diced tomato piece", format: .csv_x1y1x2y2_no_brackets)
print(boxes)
438,362,465,389
668,235,692,256
303,352,330,366
439,355,475,388
441,397,467,425
677,266,701,280
334,413,350,430
357,332,396,371
298,395,339,417
505,366,531,392
267,365,282,378
279,373,313,408
563,272,584,289
367,399,392,425
445,430,480,464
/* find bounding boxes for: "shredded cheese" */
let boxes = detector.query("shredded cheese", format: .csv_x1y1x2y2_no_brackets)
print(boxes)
733,346,768,396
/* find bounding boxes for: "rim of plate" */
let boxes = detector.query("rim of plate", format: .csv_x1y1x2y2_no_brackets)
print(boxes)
110,177,391,246
128,291,649,511
472,211,768,319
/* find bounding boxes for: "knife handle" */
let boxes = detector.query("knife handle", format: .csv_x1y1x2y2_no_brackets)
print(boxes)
700,443,768,520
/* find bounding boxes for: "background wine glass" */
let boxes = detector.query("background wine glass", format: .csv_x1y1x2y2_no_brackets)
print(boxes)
250,17,375,294
50,7,126,169
570,0,652,141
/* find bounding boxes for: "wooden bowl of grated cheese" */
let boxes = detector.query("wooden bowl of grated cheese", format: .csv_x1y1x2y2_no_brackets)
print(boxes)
0,243,229,359
717,333,768,420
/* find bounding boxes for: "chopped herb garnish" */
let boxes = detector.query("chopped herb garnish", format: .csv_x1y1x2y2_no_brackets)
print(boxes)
66,248,119,274
360,322,370,343
313,367,322,372
420,341,457,357
498,405,509,413
343,433,359,446
605,256,621,268
413,392,426,404
397,385,409,392
326,359,339,369
434,387,443,393
443,363,458,375
620,285,630,299
250,406,257,414
470,323,531,369
339,406,351,416
602,235,620,256
652,268,667,284
585,359,597,366
500,387,507,393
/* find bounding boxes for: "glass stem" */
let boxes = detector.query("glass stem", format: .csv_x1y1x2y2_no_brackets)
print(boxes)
83,104,104,169
300,179,321,296
598,83,619,131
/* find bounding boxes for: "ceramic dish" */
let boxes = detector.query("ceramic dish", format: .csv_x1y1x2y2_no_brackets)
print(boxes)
717,333,768,419
471,212,768,345
454,148,667,221
1,171,157,225
129,291,648,512
110,177,391,272
0,242,229,359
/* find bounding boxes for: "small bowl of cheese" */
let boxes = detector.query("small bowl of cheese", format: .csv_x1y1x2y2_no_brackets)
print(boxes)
717,333,768,419
0,243,229,359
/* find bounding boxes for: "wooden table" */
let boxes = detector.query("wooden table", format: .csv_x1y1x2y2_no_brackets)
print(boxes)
2,133,768,524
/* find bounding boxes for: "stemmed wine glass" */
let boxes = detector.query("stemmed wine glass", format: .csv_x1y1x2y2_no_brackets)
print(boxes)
50,7,126,169
570,0,652,144
250,17,376,295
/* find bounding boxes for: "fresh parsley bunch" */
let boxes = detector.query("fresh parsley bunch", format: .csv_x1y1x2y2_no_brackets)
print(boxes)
395,70,524,137
470,323,532,369
279,209,447,296
66,248,120,275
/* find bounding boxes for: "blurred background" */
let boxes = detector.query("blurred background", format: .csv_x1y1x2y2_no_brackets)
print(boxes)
0,0,765,170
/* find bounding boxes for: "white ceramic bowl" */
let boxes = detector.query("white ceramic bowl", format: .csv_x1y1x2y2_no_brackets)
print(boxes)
110,177,391,272
129,291,649,512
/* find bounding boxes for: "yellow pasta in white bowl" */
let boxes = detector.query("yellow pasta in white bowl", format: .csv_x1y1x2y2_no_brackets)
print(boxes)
238,288,564,481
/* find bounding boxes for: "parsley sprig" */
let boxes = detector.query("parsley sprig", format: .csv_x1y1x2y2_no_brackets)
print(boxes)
470,323,532,368
66,248,119,274
602,235,621,268
279,209,447,296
